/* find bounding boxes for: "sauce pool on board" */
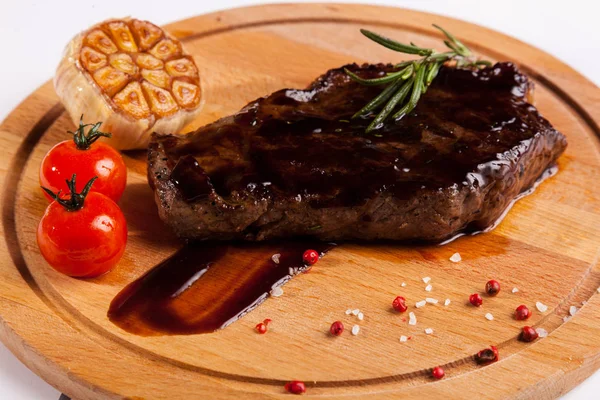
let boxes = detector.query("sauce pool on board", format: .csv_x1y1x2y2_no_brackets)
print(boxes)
108,241,335,336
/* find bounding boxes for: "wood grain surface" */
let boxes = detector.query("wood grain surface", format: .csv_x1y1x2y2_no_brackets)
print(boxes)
1,4,600,399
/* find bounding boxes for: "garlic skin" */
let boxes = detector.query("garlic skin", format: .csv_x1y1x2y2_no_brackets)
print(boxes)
54,18,202,150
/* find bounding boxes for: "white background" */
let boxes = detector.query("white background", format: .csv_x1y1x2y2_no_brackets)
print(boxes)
0,1,598,398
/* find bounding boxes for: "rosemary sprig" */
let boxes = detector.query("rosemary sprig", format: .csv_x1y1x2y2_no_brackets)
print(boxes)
346,25,491,133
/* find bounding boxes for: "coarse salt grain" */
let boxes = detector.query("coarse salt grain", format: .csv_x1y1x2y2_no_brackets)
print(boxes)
351,325,360,336
352,309,360,316
536,328,548,338
345,309,352,315
288,267,294,275
399,335,408,342
424,328,434,335
485,313,494,321
271,287,284,297
449,252,462,262
569,306,578,316
415,300,427,308
563,316,571,323
536,302,548,313
408,312,417,326
597,287,600,294
426,298,438,304
512,287,519,293
401,282,407,287
271,253,281,264
444,299,451,306
358,312,364,321
425,284,432,292
422,277,431,284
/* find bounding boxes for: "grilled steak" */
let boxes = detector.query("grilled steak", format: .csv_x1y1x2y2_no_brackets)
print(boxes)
148,62,567,242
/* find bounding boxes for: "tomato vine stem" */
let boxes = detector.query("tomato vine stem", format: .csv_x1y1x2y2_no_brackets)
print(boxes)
42,174,97,211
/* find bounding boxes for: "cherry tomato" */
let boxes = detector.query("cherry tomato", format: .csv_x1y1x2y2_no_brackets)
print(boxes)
37,175,127,278
39,118,126,203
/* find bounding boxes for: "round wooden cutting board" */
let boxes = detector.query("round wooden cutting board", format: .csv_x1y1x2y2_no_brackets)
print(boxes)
1,4,599,399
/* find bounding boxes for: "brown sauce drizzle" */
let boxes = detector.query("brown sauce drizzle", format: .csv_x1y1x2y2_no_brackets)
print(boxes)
108,241,335,336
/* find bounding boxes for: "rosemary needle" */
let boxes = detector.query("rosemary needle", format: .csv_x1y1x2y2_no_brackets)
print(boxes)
347,25,491,134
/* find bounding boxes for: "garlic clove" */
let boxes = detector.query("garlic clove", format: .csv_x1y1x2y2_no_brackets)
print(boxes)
130,20,164,51
142,69,171,89
135,53,163,70
92,66,130,97
109,53,138,76
80,47,107,72
149,38,182,60
106,21,138,53
113,81,151,119
172,80,201,109
142,81,179,117
165,57,199,79
85,29,118,54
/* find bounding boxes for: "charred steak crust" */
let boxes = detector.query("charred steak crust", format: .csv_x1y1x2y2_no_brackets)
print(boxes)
148,62,567,241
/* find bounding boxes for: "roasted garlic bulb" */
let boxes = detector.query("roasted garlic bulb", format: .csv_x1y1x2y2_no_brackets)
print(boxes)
55,18,202,150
